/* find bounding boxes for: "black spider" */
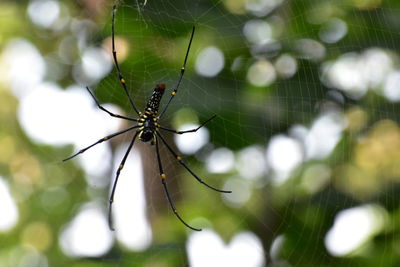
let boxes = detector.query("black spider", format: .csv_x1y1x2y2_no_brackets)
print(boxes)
64,5,231,231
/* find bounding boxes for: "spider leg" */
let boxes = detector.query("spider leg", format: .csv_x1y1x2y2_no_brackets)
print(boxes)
108,131,139,231
159,26,195,118
63,125,139,162
156,131,231,193
158,115,216,134
155,137,201,231
112,5,141,115
86,87,137,122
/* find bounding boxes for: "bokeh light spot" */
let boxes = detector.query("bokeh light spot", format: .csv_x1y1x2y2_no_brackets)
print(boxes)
27,0,60,29
295,39,326,61
2,39,46,98
223,0,246,14
60,203,113,257
352,0,382,10
245,0,283,17
266,135,302,185
319,18,348,43
195,46,225,77
383,70,400,102
222,178,251,207
322,48,393,99
175,123,209,155
18,83,121,147
304,112,345,160
206,147,234,174
102,36,130,63
81,47,113,81
247,59,276,87
275,54,297,79
243,20,273,45
113,147,152,251
325,204,386,256
236,145,267,180
301,164,331,194
187,230,265,267
21,221,53,252
0,177,19,232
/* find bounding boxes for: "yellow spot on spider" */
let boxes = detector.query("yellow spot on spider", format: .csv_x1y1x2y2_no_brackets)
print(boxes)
119,164,124,169
177,156,182,161
103,137,109,140
109,199,113,203
121,79,126,83
171,92,176,96
160,174,167,179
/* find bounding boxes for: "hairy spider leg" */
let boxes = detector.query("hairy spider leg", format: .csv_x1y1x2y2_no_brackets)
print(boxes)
155,137,201,231
63,125,139,162
85,87,138,122
108,131,139,230
156,131,231,193
112,5,141,115
159,26,195,118
158,114,216,134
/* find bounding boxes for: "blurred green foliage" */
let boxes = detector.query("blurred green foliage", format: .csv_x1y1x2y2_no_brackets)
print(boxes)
2,0,400,266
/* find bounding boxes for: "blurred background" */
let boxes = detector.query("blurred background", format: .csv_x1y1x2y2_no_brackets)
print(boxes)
1,0,400,266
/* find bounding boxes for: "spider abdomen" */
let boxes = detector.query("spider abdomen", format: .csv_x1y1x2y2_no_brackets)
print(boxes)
146,83,166,114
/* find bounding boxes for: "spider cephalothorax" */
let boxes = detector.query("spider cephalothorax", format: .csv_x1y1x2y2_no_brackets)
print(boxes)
64,5,231,232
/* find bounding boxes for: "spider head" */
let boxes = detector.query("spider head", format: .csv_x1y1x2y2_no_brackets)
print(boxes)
156,83,166,90
139,129,154,143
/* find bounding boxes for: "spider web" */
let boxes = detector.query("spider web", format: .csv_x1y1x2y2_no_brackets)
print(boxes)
66,1,277,264
67,0,400,266
88,1,400,266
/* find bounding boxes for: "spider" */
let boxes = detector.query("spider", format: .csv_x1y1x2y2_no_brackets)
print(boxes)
64,5,231,231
